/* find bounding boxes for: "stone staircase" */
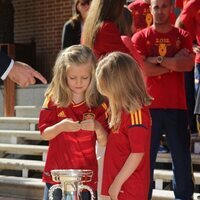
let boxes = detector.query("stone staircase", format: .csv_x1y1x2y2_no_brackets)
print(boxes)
0,105,200,199
0,105,45,200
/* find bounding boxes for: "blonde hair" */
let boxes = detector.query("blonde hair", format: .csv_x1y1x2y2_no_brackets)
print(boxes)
96,52,152,129
82,0,126,48
45,45,101,107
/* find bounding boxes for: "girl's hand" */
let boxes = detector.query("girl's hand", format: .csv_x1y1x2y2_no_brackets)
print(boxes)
59,118,81,132
108,179,122,200
80,119,95,131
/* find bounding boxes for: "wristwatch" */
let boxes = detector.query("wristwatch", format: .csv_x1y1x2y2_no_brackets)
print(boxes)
156,56,164,65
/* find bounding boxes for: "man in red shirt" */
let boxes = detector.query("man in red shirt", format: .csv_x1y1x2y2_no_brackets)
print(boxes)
128,0,176,32
132,0,194,199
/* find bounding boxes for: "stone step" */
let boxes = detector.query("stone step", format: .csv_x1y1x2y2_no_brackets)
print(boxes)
0,117,38,130
0,143,48,161
152,189,200,200
0,175,44,200
156,153,200,165
0,130,41,143
154,169,200,189
15,106,41,118
0,158,44,177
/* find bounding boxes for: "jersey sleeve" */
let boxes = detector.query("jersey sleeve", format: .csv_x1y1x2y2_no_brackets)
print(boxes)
131,31,147,57
127,109,151,153
178,1,197,40
179,1,197,25
38,97,57,134
180,29,193,52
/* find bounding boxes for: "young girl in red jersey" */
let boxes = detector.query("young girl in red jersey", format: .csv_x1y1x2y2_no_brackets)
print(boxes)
39,45,108,200
96,52,152,200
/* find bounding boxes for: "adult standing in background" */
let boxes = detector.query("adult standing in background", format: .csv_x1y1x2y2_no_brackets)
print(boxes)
132,0,194,199
0,52,47,87
81,0,132,60
61,0,91,49
175,0,200,134
128,0,176,33
128,0,152,32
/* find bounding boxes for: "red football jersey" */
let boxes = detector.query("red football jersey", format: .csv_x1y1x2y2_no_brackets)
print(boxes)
179,0,200,63
101,107,151,200
39,99,108,190
132,26,193,109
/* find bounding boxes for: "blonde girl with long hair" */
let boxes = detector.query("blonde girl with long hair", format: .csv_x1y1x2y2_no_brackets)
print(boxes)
96,52,152,200
39,45,108,200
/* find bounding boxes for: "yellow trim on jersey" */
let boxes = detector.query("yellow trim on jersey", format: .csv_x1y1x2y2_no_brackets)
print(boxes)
101,102,107,110
101,102,108,119
131,109,142,125
72,101,86,107
131,112,135,125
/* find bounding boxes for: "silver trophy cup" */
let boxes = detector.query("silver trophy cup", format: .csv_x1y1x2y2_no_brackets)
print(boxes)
49,169,95,200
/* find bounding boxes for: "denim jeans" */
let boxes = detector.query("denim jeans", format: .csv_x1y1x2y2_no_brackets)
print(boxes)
148,109,194,200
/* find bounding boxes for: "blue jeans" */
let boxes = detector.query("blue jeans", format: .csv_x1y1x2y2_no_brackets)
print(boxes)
148,109,194,200
43,183,98,200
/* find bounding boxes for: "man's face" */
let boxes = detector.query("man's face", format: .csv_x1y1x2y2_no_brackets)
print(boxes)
150,0,172,25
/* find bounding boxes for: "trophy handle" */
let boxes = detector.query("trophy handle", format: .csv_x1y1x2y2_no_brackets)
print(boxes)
78,184,95,200
49,184,64,200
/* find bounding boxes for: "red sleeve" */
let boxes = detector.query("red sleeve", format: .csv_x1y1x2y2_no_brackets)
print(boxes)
131,31,147,57
180,29,193,52
121,36,142,64
179,1,197,39
126,108,151,153
128,126,149,153
38,99,57,134
94,22,130,59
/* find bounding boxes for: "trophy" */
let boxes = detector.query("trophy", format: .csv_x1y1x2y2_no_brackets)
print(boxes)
49,169,95,200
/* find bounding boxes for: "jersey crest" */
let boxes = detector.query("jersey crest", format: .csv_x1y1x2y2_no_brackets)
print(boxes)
83,112,95,120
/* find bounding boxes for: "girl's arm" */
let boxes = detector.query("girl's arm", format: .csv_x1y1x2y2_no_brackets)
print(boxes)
80,119,107,146
41,118,81,141
108,153,144,200
94,120,107,146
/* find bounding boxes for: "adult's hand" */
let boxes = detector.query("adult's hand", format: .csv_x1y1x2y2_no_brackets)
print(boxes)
8,61,47,87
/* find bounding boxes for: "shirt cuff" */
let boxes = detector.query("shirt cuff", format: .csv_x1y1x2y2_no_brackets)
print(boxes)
1,59,14,80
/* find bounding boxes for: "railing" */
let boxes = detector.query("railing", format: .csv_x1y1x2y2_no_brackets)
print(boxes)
0,44,15,116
